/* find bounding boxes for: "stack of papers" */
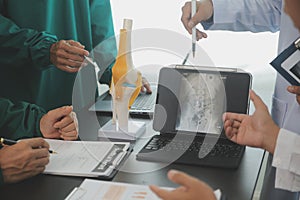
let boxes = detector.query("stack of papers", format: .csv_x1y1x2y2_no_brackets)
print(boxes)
44,139,130,178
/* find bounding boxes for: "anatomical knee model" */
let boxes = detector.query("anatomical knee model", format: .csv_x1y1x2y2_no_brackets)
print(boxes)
110,19,142,131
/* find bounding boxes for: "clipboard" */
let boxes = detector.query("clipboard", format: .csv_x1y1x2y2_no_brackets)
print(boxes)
43,139,133,181
270,37,300,86
97,144,133,181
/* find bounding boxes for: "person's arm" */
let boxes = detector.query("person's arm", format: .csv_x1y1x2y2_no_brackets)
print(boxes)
181,0,282,39
0,2,88,73
0,99,79,140
223,91,300,192
272,129,300,192
90,0,117,85
223,90,280,154
0,7,57,70
205,0,282,32
0,98,45,140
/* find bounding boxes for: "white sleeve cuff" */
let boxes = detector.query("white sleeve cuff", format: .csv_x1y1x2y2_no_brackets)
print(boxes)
272,129,300,170
273,129,300,192
275,168,300,192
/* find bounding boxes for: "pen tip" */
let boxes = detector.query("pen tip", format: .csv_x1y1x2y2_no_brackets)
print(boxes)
193,52,195,58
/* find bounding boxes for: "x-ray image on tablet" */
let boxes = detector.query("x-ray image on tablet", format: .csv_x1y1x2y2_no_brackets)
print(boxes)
176,72,226,134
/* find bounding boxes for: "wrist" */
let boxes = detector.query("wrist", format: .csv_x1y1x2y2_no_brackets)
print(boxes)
49,43,56,65
207,0,214,20
263,124,280,154
35,109,46,137
198,0,214,30
198,0,214,21
39,114,46,137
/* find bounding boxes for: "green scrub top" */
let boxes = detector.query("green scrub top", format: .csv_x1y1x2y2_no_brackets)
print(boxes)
0,0,117,111
0,98,45,185
0,98,44,141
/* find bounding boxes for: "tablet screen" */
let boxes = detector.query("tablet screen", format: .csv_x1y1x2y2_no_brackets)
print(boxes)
153,67,251,136
176,72,226,134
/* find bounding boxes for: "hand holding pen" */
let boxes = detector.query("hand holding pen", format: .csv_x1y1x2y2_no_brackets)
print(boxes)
50,40,89,73
181,0,213,41
0,137,57,154
0,138,50,183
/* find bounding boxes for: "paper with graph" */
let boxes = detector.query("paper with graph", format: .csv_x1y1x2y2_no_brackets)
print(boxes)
65,179,166,200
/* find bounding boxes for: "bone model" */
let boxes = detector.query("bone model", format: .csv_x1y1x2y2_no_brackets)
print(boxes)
110,19,142,130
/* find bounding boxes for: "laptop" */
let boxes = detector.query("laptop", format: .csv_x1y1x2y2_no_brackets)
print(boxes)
89,85,157,118
136,66,252,168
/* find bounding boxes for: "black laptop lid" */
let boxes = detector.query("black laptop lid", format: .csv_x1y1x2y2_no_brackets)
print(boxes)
153,66,252,137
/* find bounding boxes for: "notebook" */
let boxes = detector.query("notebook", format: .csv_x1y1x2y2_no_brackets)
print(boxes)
89,86,157,118
136,66,252,168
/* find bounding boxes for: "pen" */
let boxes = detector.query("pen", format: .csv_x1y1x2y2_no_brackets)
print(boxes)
182,50,191,65
191,0,197,58
84,56,95,66
84,55,102,96
84,56,101,70
0,138,58,154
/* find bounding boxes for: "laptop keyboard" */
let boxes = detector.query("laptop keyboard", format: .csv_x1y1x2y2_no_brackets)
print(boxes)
130,91,156,111
143,136,243,158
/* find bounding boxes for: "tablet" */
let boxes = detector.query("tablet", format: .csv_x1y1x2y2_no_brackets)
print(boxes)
153,66,252,136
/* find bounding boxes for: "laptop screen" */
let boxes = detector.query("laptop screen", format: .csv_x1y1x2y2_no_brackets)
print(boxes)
153,66,251,136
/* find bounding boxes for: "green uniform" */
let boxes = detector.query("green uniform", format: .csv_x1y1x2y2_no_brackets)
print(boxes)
0,98,44,139
0,98,45,185
0,0,117,111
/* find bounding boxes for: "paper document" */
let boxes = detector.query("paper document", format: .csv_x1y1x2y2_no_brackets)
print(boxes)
44,139,130,177
65,179,222,200
65,179,170,200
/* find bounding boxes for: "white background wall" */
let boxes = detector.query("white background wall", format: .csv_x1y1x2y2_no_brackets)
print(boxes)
110,0,279,110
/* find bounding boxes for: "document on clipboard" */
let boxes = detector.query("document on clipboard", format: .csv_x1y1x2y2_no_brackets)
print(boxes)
270,37,300,86
43,139,131,180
